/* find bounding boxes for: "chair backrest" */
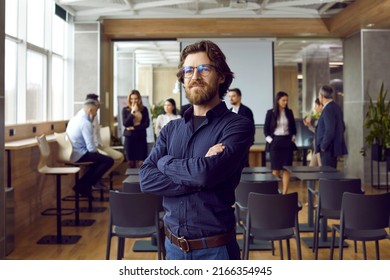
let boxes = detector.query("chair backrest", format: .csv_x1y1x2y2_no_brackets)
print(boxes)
341,192,390,230
235,181,279,208
122,182,141,193
109,190,161,228
318,178,363,213
247,192,298,230
36,134,50,172
54,132,73,163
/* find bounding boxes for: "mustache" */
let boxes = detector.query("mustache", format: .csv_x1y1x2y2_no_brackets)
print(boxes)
188,80,207,88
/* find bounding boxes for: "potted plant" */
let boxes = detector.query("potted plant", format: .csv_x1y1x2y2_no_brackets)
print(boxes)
361,82,390,161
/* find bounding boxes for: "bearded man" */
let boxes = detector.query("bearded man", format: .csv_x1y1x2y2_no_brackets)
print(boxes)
139,40,254,260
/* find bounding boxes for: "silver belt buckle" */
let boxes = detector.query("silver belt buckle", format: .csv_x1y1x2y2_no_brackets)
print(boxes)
177,236,190,253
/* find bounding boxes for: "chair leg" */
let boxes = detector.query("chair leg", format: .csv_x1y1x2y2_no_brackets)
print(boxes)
363,241,367,260
314,216,321,260
279,240,284,260
286,239,291,260
295,236,302,260
106,236,112,260
329,228,336,260
55,175,63,243
117,237,125,260
354,241,357,253
375,240,380,260
313,210,319,253
338,235,344,260
271,241,275,256
243,229,250,260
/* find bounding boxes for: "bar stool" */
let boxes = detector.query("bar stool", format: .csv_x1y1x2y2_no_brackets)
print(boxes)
36,134,81,244
54,132,106,217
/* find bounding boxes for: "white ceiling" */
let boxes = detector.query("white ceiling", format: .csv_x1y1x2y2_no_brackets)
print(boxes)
58,0,355,21
59,0,350,66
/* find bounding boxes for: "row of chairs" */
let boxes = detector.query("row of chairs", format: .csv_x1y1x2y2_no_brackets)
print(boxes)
236,179,390,260
35,132,109,244
37,133,390,260
235,181,302,260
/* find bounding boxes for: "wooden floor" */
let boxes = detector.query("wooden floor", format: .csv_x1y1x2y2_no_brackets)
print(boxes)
6,165,390,260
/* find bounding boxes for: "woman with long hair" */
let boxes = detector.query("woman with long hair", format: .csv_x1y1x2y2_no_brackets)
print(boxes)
155,98,181,137
122,89,150,168
264,91,297,194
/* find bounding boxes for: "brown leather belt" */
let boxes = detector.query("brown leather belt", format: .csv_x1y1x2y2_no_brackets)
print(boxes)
165,228,235,253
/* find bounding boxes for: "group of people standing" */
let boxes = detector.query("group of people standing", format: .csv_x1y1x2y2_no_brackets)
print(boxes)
264,85,347,194
121,91,182,168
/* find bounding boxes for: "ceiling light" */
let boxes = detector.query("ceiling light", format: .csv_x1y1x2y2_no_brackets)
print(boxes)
329,62,343,66
366,23,375,28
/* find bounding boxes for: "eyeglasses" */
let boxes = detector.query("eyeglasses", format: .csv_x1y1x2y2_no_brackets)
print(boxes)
181,64,215,79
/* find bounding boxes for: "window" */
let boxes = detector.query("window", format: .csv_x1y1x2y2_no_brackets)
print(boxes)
26,50,47,122
51,55,64,120
52,11,65,55
4,0,73,124
5,0,18,37
27,0,45,48
4,40,18,125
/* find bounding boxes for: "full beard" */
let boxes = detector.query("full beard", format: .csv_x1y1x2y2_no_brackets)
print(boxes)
185,80,219,105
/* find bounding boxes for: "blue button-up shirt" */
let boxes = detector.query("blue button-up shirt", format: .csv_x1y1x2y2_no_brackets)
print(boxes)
66,109,97,162
140,102,254,239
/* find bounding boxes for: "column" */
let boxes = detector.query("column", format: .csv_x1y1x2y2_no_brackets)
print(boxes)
343,30,390,186
0,0,6,260
301,47,330,116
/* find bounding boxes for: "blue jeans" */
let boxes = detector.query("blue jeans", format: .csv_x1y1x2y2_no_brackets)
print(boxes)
164,237,241,260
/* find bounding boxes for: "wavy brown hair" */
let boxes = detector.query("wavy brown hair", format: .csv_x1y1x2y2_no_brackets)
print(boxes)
176,40,234,99
127,89,144,111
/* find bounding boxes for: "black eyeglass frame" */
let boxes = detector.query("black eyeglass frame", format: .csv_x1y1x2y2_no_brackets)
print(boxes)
181,64,215,79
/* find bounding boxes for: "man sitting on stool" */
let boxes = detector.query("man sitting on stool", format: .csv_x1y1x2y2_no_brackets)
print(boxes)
66,99,114,197
85,93,124,189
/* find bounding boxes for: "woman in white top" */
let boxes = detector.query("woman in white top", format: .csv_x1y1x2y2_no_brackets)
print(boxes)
264,91,297,194
155,98,181,137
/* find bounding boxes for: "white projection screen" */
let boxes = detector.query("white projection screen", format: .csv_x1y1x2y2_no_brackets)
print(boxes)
178,38,274,125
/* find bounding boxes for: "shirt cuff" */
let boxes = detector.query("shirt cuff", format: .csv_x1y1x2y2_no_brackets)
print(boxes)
265,136,273,143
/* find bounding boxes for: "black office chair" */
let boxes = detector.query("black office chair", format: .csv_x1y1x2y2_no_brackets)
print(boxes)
235,181,280,231
330,192,390,260
122,175,141,193
313,178,363,259
106,190,165,260
243,192,302,260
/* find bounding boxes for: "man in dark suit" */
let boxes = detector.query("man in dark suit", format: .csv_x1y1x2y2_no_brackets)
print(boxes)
228,88,255,166
315,85,348,168
228,88,255,125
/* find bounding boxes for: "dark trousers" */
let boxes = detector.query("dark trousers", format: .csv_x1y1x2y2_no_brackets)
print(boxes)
320,151,337,168
76,152,114,190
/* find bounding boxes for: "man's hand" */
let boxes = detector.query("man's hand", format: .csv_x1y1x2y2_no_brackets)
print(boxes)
205,143,225,157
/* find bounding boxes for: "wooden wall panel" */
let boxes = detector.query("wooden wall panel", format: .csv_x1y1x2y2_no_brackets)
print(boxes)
5,121,67,142
329,0,390,37
103,18,332,39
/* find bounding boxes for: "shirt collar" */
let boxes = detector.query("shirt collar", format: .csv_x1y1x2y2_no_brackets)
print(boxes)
183,101,228,123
